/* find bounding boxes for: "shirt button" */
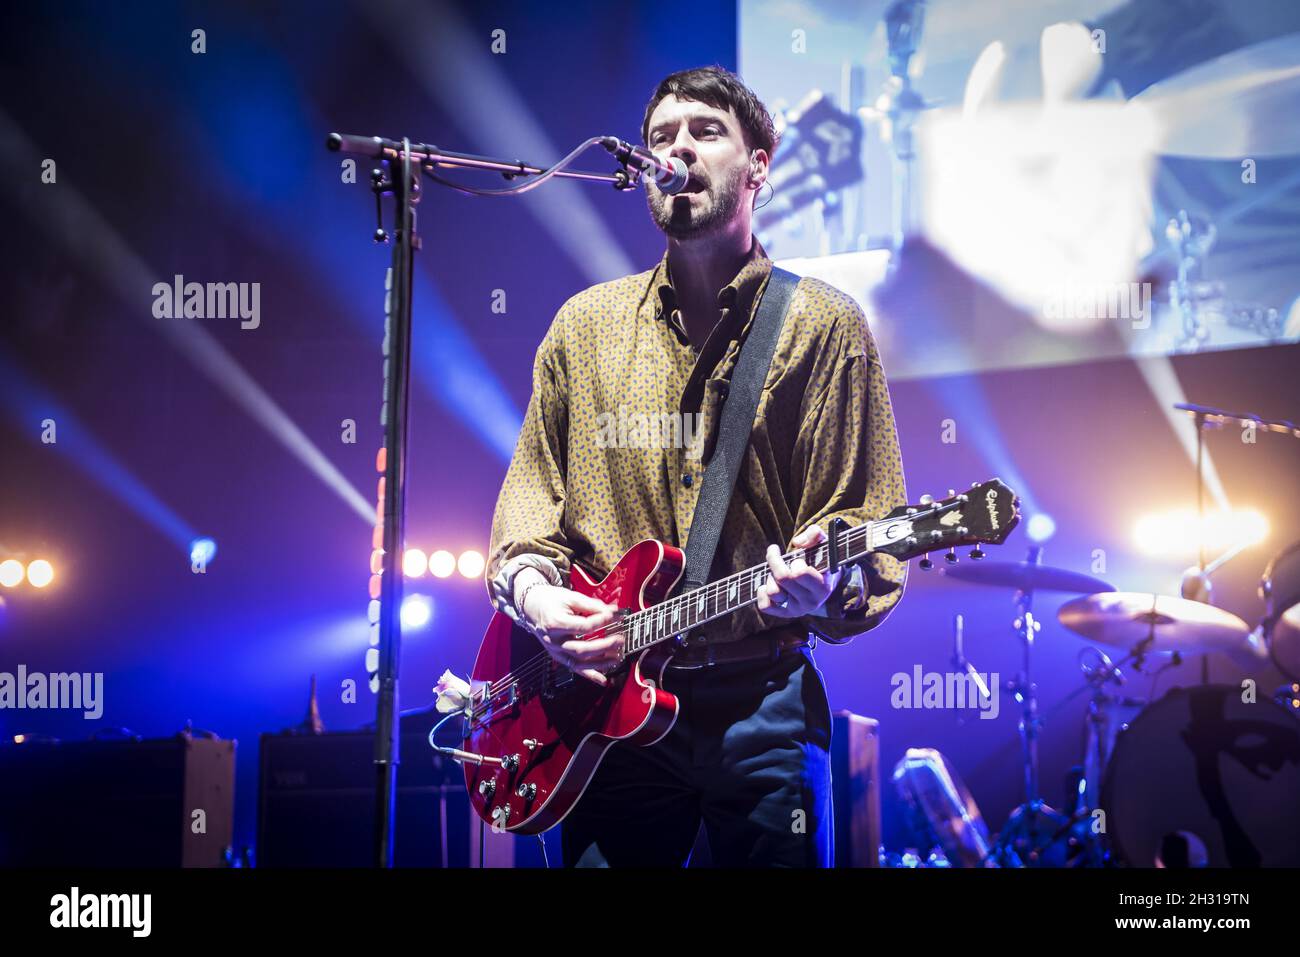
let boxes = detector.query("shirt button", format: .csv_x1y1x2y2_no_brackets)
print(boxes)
681,473,693,488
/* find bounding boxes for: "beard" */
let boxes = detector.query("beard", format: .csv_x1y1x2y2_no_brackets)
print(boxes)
646,161,748,240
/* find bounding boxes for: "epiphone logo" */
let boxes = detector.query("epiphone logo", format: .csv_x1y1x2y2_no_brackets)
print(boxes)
985,489,1000,530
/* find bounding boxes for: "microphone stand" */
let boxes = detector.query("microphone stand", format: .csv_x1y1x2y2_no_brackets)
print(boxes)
326,132,637,867
1173,402,1300,686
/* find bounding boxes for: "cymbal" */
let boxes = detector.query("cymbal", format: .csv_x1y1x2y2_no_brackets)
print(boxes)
1128,32,1300,158
941,561,1112,594
1058,592,1250,655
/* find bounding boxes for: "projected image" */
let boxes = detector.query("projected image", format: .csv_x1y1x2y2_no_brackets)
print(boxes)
740,0,1300,378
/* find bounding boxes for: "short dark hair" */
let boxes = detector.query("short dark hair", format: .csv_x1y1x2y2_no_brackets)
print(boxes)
641,66,779,157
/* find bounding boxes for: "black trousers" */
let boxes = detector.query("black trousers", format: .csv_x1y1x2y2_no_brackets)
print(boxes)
560,646,834,867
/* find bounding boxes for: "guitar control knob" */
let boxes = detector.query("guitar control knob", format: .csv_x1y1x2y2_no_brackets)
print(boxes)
523,738,540,750
516,782,537,800
478,779,496,797
501,753,520,772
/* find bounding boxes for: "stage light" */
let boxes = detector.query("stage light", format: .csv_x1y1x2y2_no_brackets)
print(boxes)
401,594,433,630
403,548,428,578
26,559,54,589
1133,508,1269,558
1026,514,1057,543
429,550,456,578
458,549,485,579
0,559,22,588
190,538,217,567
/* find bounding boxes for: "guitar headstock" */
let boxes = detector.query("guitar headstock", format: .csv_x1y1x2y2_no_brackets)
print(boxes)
873,478,1020,565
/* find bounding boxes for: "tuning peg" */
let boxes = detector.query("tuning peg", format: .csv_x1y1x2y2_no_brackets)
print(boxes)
969,547,986,560
944,547,958,564
919,554,933,571
947,489,956,499
919,494,934,506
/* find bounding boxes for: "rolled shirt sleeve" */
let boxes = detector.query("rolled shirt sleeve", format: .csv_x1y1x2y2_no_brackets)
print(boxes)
485,310,577,619
791,301,907,643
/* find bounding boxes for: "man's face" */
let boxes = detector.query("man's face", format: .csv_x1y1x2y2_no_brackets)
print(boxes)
643,95,762,240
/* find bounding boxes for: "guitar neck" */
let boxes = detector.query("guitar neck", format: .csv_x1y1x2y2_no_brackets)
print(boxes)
621,517,900,655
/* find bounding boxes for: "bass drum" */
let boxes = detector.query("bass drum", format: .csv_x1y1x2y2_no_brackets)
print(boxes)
1101,684,1300,867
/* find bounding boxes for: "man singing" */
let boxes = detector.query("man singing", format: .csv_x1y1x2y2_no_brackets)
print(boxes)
485,66,906,867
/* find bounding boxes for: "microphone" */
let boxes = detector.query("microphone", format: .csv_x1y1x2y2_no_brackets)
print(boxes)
600,136,689,194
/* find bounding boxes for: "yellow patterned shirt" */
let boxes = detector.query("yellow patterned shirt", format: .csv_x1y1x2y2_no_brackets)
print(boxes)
486,240,907,645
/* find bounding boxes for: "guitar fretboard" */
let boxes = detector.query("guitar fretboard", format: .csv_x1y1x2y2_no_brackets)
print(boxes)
619,513,921,653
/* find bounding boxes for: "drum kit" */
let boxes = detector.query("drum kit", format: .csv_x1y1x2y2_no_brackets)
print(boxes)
895,511,1300,868
889,399,1300,871
887,537,1300,868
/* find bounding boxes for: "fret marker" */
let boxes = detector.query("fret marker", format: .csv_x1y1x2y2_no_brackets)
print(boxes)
729,580,738,602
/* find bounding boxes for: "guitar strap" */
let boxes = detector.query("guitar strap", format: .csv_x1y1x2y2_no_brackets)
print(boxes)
680,266,799,593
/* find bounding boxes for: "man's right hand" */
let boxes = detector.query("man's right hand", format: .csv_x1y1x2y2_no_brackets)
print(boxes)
513,570,623,686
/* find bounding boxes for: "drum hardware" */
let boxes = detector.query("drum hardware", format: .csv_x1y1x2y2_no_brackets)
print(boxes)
949,613,993,724
1074,646,1146,828
877,0,929,264
1057,591,1251,662
943,545,1114,866
1261,542,1300,684
1165,210,1222,352
940,558,1113,595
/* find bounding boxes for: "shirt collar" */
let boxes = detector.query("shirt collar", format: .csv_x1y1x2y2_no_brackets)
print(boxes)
648,238,772,326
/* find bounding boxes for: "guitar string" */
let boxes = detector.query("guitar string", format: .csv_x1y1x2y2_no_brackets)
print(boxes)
469,532,872,717
475,521,886,708
470,505,962,714
472,497,981,712
471,518,898,714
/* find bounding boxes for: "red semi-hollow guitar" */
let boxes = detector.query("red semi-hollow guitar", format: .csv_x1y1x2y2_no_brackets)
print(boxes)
461,478,1019,833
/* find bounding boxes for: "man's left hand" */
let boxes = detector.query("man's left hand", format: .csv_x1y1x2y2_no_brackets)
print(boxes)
755,524,843,618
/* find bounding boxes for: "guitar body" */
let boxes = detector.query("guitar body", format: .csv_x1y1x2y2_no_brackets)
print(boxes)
457,478,1020,836
464,539,686,834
